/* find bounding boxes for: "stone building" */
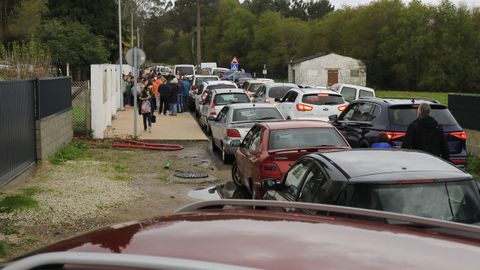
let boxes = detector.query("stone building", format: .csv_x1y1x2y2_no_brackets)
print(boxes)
288,53,366,87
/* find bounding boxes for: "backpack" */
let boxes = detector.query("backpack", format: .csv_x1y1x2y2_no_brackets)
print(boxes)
141,100,151,113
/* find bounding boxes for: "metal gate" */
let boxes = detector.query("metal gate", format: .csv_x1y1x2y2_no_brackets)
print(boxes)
0,80,36,186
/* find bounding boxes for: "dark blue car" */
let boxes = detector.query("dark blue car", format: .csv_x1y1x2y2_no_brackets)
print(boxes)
329,98,468,168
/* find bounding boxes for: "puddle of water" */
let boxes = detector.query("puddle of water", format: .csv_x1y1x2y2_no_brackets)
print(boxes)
188,181,251,200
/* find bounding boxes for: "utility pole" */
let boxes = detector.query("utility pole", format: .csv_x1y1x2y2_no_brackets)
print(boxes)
196,0,201,71
137,26,140,47
131,12,134,48
118,0,124,109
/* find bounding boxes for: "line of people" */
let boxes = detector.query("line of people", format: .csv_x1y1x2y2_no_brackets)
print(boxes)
122,69,191,132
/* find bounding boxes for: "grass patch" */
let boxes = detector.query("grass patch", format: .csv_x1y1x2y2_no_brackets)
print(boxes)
0,240,6,256
0,194,38,213
24,236,39,244
22,187,42,197
49,140,89,165
2,226,18,235
111,174,131,181
467,155,480,179
377,90,449,105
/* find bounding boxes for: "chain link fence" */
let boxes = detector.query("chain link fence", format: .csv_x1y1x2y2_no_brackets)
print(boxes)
72,81,91,136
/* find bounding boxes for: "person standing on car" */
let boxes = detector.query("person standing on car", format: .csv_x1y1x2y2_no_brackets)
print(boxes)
168,78,179,116
402,103,449,160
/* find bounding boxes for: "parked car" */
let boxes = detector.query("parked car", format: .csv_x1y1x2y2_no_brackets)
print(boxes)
173,64,195,78
328,98,468,168
209,103,285,163
252,82,297,104
199,88,250,135
193,80,237,116
8,200,480,270
210,67,230,77
262,149,480,225
242,79,274,100
276,88,348,120
329,83,375,103
232,120,350,198
188,75,220,110
222,71,253,87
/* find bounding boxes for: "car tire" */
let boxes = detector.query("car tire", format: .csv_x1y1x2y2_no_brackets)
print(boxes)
286,116,291,120
211,138,219,152
231,161,242,187
222,144,233,164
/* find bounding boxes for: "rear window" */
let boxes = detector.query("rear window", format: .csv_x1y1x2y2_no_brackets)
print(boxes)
248,83,263,93
176,67,194,76
302,94,345,105
207,84,235,91
232,108,283,122
359,90,374,98
347,180,480,224
268,86,292,98
341,87,357,102
268,128,348,150
196,77,218,87
389,105,458,126
214,93,250,105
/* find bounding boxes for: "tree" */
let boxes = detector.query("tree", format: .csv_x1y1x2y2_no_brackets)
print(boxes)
306,0,334,20
5,0,48,40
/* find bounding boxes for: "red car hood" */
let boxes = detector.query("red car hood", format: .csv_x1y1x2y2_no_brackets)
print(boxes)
22,211,480,270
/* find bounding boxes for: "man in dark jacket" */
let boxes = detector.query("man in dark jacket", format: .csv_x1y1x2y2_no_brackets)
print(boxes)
168,78,179,116
402,103,449,160
159,82,170,115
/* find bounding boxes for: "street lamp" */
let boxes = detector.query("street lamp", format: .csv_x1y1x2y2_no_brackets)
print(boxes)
117,0,124,109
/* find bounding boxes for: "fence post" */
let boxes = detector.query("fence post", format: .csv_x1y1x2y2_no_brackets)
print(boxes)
86,80,92,131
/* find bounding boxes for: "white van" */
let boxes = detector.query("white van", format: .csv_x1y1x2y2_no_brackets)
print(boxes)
330,83,375,103
174,64,195,78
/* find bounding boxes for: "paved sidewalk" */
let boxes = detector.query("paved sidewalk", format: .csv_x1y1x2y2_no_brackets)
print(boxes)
105,107,208,141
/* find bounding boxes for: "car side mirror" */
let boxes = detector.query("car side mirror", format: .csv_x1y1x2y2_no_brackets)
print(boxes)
261,179,281,191
328,114,338,122
207,115,216,122
274,98,281,102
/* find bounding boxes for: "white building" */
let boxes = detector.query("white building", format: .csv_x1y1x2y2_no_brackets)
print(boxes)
288,53,366,87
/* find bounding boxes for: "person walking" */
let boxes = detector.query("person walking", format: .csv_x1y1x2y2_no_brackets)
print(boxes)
139,85,152,133
159,80,170,115
402,103,449,160
168,78,179,116
177,77,185,113
181,76,191,112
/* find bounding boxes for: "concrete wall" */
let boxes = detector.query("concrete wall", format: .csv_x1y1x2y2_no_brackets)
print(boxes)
90,64,132,139
466,129,480,157
291,53,366,87
36,109,73,161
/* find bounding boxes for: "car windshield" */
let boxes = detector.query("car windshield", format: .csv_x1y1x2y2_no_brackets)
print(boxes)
302,94,345,105
389,105,458,126
214,93,250,105
232,108,283,122
176,67,194,76
268,86,293,98
268,128,348,150
248,83,263,93
347,180,480,224
196,77,218,87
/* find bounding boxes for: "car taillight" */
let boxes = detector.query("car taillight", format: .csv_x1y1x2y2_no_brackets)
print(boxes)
296,104,313,111
265,98,270,103
226,129,241,138
210,102,216,115
191,85,197,90
261,163,282,179
398,179,435,184
338,105,346,111
385,131,406,140
450,159,467,164
449,131,467,140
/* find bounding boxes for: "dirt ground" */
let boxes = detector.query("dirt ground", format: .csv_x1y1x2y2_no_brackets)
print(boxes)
0,141,232,261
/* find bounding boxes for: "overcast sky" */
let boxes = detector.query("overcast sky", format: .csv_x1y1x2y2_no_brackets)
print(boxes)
329,0,479,8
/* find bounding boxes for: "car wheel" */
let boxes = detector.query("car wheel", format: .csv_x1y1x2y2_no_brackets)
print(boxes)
231,161,242,187
286,116,291,120
222,144,233,164
211,138,219,152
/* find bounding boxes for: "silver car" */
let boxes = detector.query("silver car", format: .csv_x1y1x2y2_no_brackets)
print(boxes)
209,103,284,163
252,82,297,105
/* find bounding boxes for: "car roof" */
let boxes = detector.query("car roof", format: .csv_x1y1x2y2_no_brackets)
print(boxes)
29,209,480,270
212,88,246,94
265,82,297,89
333,83,374,91
194,75,218,78
204,80,236,86
316,149,470,181
226,103,278,109
260,120,334,130
297,88,342,95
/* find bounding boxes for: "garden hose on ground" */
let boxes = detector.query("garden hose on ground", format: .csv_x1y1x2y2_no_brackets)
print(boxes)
111,138,184,151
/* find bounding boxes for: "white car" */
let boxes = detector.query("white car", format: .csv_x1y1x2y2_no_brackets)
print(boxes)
252,82,297,105
199,88,250,135
276,88,348,121
329,83,375,103
211,67,230,76
174,64,195,78
194,80,237,116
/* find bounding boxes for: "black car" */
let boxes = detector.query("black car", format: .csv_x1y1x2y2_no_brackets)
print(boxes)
328,98,467,168
262,149,480,224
